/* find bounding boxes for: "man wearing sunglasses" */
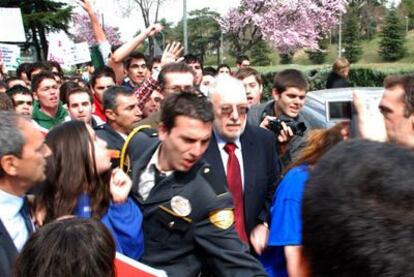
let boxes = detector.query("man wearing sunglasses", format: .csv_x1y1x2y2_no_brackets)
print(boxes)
203,75,280,256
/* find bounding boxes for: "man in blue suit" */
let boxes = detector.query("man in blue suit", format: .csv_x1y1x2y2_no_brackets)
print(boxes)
0,111,52,276
203,75,280,255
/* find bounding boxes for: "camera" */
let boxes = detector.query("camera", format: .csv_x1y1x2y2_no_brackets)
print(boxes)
268,115,307,137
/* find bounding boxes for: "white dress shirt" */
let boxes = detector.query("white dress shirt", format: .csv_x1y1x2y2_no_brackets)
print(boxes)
0,189,29,251
138,145,173,200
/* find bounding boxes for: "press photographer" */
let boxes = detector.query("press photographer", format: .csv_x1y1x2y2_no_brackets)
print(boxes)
248,69,312,168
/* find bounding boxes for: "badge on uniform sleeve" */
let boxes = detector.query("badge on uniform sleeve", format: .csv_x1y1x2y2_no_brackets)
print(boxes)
170,195,192,217
209,209,234,229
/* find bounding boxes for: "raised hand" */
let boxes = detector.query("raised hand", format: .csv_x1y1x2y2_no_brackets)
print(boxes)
161,41,184,65
146,23,164,37
78,0,94,15
109,168,132,204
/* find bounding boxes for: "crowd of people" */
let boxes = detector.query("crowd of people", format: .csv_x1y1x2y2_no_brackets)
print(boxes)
1,1,414,276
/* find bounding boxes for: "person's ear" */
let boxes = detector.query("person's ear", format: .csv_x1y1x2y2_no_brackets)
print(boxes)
0,155,19,176
272,88,280,101
105,109,116,121
158,123,168,141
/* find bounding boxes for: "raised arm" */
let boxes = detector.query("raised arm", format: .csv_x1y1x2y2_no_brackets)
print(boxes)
108,23,163,84
79,0,107,43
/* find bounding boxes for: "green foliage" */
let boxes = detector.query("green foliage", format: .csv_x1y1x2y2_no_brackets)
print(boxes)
250,40,272,66
175,8,221,60
307,39,329,64
279,53,293,64
258,66,414,101
399,0,414,30
379,9,406,61
343,11,363,63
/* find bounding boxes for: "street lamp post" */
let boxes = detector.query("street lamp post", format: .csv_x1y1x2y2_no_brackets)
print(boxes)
338,12,342,58
183,0,188,55
405,16,409,35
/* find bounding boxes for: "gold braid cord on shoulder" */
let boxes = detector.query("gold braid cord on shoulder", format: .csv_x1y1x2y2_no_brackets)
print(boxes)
120,125,151,172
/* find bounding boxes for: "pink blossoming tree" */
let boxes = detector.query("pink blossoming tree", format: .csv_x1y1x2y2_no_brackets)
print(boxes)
221,0,348,54
71,12,122,47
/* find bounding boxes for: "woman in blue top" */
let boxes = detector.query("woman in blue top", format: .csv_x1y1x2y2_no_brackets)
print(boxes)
261,122,349,277
36,121,144,260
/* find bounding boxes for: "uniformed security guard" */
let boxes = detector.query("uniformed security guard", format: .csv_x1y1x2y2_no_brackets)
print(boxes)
95,85,143,169
126,92,267,277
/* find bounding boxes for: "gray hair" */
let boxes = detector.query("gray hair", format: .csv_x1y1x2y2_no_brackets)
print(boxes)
0,111,25,177
103,85,134,111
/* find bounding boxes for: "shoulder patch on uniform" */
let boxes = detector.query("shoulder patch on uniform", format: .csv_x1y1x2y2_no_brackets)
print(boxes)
107,149,120,159
140,128,158,137
209,209,234,229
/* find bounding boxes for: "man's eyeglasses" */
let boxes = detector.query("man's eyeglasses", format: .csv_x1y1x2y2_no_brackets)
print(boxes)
220,105,249,116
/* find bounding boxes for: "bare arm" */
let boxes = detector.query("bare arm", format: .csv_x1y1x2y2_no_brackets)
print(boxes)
109,23,163,64
284,246,309,277
79,0,107,43
108,23,163,84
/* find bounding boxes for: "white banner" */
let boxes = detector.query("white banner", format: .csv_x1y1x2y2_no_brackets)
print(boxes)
47,33,91,68
71,42,91,65
0,8,26,42
0,43,21,71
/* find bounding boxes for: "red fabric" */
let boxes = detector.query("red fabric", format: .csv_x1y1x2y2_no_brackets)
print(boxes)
93,93,106,122
224,143,248,243
134,77,160,110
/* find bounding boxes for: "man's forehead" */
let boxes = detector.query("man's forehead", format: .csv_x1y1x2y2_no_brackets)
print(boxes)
116,94,138,106
283,87,307,95
130,58,146,65
13,94,33,100
243,75,259,84
39,78,57,86
214,89,247,105
69,92,91,103
165,72,194,84
384,85,405,100
95,76,115,86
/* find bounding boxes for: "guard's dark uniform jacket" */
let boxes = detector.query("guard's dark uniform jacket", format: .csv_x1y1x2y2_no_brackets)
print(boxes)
128,135,267,277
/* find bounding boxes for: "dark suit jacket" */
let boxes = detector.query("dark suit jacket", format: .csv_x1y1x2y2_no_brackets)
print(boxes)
203,124,280,235
0,220,18,277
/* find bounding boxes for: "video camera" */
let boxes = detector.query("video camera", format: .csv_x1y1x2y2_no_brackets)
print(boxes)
268,114,307,137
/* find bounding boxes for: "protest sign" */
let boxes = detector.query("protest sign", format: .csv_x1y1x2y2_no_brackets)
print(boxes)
0,43,21,71
71,42,91,65
0,8,26,42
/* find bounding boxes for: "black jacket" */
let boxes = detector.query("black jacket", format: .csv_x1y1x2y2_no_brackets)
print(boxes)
326,71,350,89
